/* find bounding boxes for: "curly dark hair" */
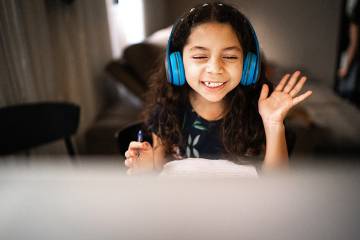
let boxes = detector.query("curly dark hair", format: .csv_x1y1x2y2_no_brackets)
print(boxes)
142,2,274,162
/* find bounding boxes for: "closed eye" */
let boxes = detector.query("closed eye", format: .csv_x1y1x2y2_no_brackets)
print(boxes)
192,56,208,59
223,56,238,59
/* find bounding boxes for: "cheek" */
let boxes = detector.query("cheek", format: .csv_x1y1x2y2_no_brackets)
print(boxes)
229,64,243,83
183,60,201,81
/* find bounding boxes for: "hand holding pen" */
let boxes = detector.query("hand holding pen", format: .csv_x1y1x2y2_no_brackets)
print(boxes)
124,129,154,174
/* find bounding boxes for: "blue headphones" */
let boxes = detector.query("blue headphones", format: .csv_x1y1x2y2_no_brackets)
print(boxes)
165,3,260,87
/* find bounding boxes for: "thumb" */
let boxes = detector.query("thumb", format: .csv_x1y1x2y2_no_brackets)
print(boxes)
259,84,269,101
142,141,152,150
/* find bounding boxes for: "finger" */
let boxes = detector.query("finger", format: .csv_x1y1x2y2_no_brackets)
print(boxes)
283,71,301,93
275,73,291,91
259,84,269,101
126,168,133,175
125,149,137,159
292,90,312,106
129,141,151,150
129,141,143,149
130,149,139,157
142,141,152,150
129,142,145,154
289,76,307,97
124,150,130,158
124,157,134,167
124,158,129,167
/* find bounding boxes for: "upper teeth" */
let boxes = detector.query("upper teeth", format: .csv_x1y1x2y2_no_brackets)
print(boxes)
204,82,224,87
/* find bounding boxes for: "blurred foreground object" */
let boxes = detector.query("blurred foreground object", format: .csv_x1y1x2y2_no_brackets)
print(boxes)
0,160,359,240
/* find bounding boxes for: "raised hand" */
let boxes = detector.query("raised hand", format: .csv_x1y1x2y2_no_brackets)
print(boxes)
258,71,312,124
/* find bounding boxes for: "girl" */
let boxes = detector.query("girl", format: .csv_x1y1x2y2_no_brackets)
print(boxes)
124,2,312,174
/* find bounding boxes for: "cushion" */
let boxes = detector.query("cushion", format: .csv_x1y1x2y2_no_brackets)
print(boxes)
123,43,164,85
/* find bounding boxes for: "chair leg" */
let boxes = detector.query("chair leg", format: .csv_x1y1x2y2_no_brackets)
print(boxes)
65,137,76,158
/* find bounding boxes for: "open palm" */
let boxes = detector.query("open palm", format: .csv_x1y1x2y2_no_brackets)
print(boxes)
258,71,312,123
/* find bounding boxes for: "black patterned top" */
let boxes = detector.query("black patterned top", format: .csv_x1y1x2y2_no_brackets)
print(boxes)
178,104,226,159
147,102,295,161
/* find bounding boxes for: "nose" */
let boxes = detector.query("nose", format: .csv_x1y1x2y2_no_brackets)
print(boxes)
206,57,223,74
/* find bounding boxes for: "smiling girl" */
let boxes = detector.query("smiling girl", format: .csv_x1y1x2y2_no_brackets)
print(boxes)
124,2,312,174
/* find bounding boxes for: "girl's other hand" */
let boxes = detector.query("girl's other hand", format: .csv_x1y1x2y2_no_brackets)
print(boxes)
258,71,312,124
124,141,154,175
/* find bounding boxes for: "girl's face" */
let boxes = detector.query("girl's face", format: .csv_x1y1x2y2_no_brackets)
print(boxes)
183,22,243,104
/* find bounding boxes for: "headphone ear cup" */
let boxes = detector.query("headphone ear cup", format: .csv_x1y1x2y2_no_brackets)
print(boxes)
241,53,251,86
253,55,260,84
174,52,186,86
169,51,186,86
247,52,257,85
241,52,258,86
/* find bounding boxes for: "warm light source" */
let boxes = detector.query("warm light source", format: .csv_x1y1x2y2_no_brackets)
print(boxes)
117,0,145,44
106,0,145,58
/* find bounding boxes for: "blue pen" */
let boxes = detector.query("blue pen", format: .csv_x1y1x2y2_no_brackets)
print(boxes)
137,130,143,142
136,130,143,160
137,130,154,169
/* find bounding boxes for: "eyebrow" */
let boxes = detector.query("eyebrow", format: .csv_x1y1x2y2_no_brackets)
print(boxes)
189,46,242,52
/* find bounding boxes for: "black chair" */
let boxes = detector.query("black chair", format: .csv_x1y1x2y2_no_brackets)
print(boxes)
115,122,153,156
0,102,80,157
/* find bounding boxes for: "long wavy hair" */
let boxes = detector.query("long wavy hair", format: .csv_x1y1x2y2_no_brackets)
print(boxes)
142,2,273,162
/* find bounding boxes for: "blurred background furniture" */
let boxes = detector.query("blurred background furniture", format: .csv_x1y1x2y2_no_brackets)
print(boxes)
85,42,164,155
286,82,360,161
106,42,164,101
0,102,80,157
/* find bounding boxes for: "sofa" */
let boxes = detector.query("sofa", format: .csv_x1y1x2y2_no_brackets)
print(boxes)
84,42,165,155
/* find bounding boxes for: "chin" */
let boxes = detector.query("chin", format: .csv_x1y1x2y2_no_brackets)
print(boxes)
200,94,226,103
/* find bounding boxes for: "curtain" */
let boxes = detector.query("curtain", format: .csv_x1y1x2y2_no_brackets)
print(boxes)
0,0,113,154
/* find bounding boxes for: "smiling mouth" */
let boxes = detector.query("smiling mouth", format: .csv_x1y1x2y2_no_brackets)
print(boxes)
201,81,226,88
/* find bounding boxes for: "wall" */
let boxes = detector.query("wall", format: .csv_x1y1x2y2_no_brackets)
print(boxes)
143,0,169,36
147,0,342,86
